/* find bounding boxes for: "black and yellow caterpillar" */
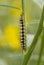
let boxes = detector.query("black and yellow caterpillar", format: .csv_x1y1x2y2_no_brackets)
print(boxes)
20,14,26,52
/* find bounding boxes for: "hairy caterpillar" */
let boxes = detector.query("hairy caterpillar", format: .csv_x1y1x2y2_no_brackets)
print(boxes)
20,14,26,52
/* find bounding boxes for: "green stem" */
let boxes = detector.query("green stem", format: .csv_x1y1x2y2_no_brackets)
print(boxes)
21,0,26,51
21,0,25,21
22,7,44,65
21,0,26,23
37,27,44,65
0,4,20,10
22,0,24,14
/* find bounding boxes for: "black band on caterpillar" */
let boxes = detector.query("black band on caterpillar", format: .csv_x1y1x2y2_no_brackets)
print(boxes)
20,14,26,52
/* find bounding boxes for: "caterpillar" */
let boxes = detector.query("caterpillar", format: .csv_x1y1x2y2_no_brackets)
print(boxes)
20,14,26,52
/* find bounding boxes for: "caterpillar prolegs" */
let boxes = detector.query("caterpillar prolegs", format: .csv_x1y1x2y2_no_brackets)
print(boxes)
20,14,26,52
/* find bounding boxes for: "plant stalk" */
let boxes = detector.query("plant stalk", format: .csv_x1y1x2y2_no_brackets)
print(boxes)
22,6,44,65
0,4,20,10
37,26,44,65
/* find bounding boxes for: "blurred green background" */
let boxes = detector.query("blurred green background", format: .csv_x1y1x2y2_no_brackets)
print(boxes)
0,0,44,65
